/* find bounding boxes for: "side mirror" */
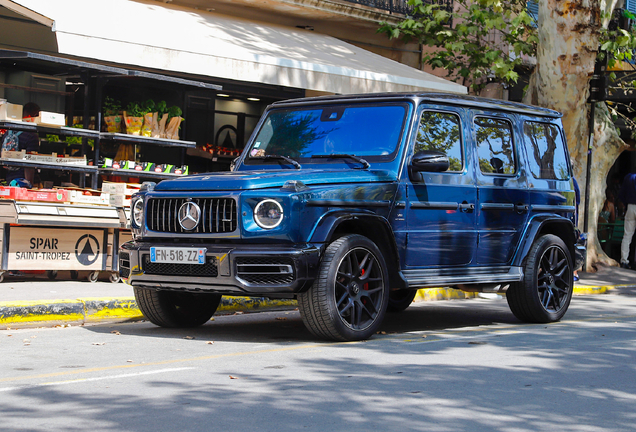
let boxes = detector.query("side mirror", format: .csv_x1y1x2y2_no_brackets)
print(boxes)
410,150,449,173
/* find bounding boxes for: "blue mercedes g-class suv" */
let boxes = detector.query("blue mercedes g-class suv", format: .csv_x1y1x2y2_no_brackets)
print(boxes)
120,93,585,341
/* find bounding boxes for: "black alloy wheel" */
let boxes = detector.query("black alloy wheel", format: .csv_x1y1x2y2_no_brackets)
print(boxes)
334,246,385,331
298,234,389,341
537,245,571,314
507,234,573,323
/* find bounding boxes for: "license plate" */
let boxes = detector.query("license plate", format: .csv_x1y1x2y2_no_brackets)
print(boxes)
150,247,207,264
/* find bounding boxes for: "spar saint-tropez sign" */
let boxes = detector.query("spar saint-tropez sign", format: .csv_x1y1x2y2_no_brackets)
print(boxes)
7,227,105,270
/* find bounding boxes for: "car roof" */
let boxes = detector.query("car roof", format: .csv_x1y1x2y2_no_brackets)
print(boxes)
270,92,562,119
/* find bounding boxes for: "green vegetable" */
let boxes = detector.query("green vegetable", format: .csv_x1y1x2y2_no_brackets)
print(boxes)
141,99,156,114
125,102,143,117
156,100,168,116
103,97,122,117
167,106,183,119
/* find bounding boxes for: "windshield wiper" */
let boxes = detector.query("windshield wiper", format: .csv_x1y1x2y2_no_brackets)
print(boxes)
311,154,370,169
251,155,301,169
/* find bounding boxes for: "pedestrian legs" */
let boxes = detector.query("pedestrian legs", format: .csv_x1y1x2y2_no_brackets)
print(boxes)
621,203,636,266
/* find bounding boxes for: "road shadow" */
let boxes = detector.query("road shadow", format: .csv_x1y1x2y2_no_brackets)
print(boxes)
85,297,521,344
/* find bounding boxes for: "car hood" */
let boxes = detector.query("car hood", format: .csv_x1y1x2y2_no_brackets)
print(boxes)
154,169,398,191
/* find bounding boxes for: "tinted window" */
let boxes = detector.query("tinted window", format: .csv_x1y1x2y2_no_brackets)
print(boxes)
415,111,463,172
475,117,516,174
523,121,569,180
246,104,406,161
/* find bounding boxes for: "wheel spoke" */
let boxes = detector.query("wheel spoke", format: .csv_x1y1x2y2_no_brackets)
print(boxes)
358,298,377,320
350,301,359,327
360,255,375,281
540,288,553,308
336,291,349,308
363,286,383,295
339,298,353,315
337,270,352,282
350,252,361,278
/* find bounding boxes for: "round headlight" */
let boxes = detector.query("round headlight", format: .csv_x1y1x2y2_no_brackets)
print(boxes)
254,199,283,229
132,198,144,227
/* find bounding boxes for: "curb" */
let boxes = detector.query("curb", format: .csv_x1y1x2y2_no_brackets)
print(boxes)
0,285,625,328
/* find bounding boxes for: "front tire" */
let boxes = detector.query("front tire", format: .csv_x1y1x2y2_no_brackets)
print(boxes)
507,234,573,323
134,287,222,328
298,234,389,341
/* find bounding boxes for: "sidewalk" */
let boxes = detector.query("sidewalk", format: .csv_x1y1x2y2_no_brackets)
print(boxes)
0,265,634,328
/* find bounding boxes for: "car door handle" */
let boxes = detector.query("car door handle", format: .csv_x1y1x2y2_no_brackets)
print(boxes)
514,203,529,214
458,202,475,213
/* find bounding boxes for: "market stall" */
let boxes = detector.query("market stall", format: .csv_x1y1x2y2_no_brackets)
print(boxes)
0,198,130,282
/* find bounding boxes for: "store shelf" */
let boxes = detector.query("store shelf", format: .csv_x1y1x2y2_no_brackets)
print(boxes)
0,120,99,138
99,168,186,180
0,120,37,132
0,158,99,173
100,132,196,148
0,199,126,228
186,147,238,161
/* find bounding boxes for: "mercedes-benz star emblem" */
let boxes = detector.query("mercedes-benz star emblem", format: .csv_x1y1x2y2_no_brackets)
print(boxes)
178,201,201,231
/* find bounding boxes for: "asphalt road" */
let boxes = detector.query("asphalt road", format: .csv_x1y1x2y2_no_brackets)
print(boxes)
1,291,636,432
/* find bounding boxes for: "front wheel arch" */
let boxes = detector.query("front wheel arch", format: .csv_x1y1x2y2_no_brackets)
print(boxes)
310,212,406,291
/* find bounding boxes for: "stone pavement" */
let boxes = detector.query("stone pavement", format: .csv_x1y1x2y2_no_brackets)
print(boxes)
0,265,634,328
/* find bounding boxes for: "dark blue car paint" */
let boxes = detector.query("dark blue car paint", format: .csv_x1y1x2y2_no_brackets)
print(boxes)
121,93,580,297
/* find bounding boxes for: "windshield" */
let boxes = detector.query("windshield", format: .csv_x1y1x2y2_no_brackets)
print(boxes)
244,103,408,165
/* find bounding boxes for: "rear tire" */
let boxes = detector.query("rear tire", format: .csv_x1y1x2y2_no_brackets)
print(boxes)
134,287,221,328
507,234,573,323
298,234,389,341
387,289,417,313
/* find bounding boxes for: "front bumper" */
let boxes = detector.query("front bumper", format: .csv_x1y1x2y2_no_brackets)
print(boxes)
119,241,323,297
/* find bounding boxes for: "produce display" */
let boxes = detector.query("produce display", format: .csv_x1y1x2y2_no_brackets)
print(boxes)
105,98,184,139
0,181,141,207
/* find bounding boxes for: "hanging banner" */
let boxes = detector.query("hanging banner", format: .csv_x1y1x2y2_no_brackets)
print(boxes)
6,227,106,270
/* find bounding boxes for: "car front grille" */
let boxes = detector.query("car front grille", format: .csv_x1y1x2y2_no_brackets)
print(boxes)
142,254,219,277
119,251,130,278
146,197,237,234
235,256,295,285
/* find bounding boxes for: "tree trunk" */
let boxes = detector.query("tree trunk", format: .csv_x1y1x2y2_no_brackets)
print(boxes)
588,103,629,266
524,0,623,270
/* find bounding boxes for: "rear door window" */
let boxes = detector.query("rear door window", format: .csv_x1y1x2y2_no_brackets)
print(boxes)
523,121,570,180
474,117,516,175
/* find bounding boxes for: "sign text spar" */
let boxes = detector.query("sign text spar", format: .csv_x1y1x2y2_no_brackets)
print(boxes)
15,237,71,260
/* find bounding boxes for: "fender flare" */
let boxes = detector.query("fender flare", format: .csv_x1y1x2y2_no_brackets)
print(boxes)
308,209,407,290
512,214,577,267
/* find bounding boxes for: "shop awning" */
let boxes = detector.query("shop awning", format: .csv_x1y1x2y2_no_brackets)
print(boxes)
0,0,467,95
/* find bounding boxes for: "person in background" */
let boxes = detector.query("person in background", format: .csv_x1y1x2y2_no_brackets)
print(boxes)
601,189,617,224
618,172,636,269
1,102,40,185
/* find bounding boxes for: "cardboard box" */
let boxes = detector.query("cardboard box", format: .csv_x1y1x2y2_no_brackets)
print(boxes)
1,150,26,160
0,102,23,121
11,188,69,203
0,186,22,199
69,190,110,205
101,182,141,196
33,111,66,127
108,194,131,207
22,153,87,165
